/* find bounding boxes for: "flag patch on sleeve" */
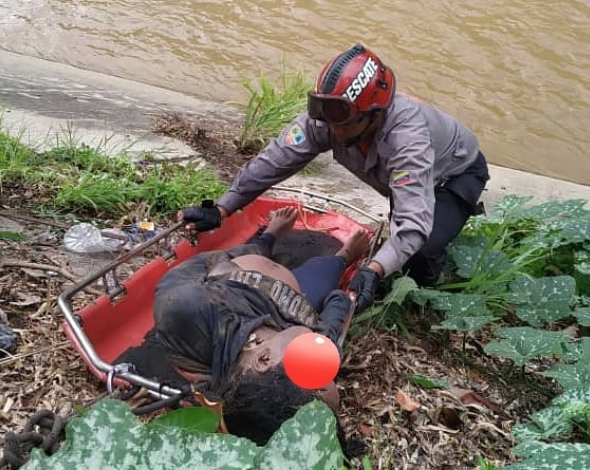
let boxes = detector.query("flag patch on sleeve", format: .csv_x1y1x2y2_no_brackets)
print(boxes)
392,171,411,187
283,124,306,146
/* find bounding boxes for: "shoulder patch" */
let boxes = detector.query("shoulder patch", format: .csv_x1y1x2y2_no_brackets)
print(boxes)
283,124,306,146
391,170,411,187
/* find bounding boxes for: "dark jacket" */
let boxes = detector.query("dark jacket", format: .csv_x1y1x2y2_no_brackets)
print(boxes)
153,242,351,387
218,93,486,276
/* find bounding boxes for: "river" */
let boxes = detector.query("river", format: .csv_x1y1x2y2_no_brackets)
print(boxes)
0,0,589,184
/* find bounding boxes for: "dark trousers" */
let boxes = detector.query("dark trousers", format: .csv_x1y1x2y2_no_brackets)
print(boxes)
248,233,346,311
400,152,490,287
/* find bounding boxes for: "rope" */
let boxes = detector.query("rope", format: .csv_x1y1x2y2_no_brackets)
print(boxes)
0,387,188,470
0,410,66,469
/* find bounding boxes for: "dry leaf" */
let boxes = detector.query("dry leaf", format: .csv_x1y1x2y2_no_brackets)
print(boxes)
360,423,373,437
449,387,503,414
9,292,42,307
395,389,421,412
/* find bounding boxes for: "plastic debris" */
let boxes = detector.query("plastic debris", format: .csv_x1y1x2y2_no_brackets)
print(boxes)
63,223,128,253
123,220,161,246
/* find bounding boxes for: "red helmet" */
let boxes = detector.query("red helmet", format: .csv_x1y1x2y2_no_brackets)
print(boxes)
308,44,396,125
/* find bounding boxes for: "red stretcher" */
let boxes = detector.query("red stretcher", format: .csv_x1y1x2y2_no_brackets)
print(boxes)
58,188,383,398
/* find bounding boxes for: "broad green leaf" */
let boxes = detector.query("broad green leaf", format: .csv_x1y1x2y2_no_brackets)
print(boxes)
573,307,590,326
434,315,498,332
407,375,450,390
505,276,575,327
24,399,259,470
512,406,572,442
553,387,590,416
409,288,452,309
506,442,590,469
148,406,220,434
519,199,589,220
256,401,343,470
544,363,590,390
410,291,488,316
381,276,418,305
24,400,346,470
544,338,590,389
491,195,534,221
525,218,590,250
553,218,590,244
484,327,569,366
449,244,513,280
443,293,489,317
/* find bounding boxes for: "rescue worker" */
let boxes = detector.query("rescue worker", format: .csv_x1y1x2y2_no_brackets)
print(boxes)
149,207,370,444
180,43,490,312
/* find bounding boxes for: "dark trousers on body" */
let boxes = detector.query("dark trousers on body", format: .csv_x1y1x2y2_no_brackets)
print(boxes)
249,232,346,311
401,152,490,287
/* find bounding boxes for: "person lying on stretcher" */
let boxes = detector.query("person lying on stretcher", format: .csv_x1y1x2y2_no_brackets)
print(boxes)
150,207,370,444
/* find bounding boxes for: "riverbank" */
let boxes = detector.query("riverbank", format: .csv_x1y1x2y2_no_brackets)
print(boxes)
2,48,590,221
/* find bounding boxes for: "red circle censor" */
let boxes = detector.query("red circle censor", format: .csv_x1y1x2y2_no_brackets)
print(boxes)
283,333,341,389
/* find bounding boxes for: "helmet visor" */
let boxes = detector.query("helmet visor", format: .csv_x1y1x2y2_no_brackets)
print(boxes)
307,93,357,125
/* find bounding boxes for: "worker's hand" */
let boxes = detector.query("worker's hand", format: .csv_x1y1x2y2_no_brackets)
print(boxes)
178,200,222,232
348,265,381,312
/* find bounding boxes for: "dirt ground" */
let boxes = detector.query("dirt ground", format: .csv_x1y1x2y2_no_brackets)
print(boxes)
0,114,554,470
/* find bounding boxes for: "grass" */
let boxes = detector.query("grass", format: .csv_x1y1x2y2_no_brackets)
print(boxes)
235,64,312,153
0,121,228,219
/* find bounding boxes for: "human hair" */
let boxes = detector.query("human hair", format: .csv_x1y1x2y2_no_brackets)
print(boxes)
217,364,367,459
220,363,316,445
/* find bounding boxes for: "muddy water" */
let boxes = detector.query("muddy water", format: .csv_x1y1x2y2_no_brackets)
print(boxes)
1,0,589,184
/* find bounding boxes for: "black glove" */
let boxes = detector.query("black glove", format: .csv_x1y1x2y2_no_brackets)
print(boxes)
318,290,353,344
348,266,380,313
182,200,222,232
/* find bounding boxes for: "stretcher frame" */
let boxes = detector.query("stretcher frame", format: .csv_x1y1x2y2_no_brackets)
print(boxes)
58,188,385,400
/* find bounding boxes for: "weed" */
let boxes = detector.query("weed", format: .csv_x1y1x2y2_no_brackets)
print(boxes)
0,126,227,219
477,454,497,470
235,64,311,152
0,231,26,241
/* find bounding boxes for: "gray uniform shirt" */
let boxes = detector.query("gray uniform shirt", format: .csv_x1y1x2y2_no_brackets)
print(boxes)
218,93,481,276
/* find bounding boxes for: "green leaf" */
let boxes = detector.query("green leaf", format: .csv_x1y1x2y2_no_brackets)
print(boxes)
553,218,590,244
573,307,590,326
507,442,590,469
553,387,590,416
512,406,572,442
256,401,343,470
148,406,220,434
0,230,26,241
544,338,590,390
411,291,488,315
519,199,589,220
409,288,451,308
544,363,590,391
505,276,575,327
484,327,570,366
434,315,498,332
24,400,345,470
449,244,513,280
23,399,258,470
381,276,418,306
407,375,450,390
491,195,534,221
